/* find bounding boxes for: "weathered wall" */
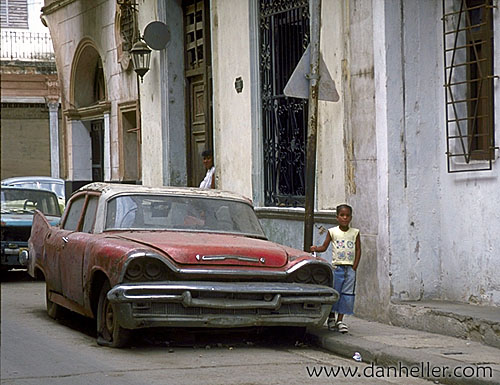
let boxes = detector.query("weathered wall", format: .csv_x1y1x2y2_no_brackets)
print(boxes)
339,0,381,320
211,0,254,198
137,1,164,187
43,0,137,181
374,0,500,308
1,106,51,178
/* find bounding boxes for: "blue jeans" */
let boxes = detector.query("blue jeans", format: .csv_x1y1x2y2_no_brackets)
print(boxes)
331,265,356,315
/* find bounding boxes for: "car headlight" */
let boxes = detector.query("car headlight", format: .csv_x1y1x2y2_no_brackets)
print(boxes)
19,249,29,266
124,257,169,282
289,264,332,286
311,266,329,285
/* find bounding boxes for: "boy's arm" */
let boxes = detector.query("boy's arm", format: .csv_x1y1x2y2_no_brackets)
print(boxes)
353,233,361,270
310,232,331,253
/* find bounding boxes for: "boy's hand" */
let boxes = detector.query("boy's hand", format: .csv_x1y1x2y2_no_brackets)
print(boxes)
310,246,317,252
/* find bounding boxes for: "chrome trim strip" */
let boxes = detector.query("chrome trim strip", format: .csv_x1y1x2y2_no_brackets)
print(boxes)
195,254,265,264
119,251,334,281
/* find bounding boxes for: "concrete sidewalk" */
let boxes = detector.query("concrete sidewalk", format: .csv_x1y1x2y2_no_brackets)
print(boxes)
306,317,500,385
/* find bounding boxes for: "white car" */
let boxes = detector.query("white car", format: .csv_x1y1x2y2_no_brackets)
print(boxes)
1,176,65,210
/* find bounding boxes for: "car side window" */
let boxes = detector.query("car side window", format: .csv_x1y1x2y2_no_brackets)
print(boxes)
62,196,85,231
82,196,99,233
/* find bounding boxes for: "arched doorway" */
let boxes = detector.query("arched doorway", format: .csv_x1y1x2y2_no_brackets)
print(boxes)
66,40,110,185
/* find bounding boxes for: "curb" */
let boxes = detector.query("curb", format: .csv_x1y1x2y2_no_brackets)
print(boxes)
306,328,499,385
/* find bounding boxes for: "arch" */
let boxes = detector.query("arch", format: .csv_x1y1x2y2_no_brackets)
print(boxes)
70,39,107,109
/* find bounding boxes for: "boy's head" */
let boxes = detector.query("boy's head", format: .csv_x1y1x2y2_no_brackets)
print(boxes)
201,149,213,170
336,204,353,228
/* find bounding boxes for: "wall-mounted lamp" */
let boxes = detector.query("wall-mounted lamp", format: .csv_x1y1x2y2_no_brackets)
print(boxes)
235,77,243,93
130,39,151,82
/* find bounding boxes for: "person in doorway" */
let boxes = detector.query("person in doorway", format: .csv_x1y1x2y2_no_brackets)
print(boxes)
310,204,361,333
199,149,215,189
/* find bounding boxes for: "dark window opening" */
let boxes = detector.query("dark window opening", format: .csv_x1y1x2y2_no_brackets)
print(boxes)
443,0,497,172
260,0,310,206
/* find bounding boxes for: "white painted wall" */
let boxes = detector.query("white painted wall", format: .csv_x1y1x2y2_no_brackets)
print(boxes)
211,0,346,208
374,0,500,307
316,0,346,211
43,0,138,182
137,1,164,187
211,0,253,198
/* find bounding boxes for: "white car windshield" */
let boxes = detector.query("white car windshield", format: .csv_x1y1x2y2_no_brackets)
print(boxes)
105,194,266,238
1,188,61,216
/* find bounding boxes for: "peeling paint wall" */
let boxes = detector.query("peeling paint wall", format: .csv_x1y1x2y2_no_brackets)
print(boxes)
43,0,138,182
211,0,254,198
374,0,500,308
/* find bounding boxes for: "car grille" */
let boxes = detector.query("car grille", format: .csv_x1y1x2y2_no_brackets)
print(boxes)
132,302,320,317
1,226,31,242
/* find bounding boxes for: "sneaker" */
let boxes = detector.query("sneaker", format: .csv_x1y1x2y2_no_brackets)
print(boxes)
336,321,348,334
327,317,337,330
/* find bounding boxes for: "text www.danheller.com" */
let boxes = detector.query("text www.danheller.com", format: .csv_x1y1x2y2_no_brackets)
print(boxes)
306,362,494,380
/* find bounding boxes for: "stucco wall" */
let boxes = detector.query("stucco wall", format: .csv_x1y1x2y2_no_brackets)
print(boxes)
375,0,500,308
137,1,164,187
211,0,253,198
1,107,51,178
438,0,500,305
43,0,137,181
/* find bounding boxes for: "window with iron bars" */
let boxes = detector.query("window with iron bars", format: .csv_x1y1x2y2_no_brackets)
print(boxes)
117,0,137,52
442,0,498,172
259,0,309,207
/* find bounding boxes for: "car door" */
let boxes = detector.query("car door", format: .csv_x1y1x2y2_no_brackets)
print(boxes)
59,193,99,306
44,193,86,294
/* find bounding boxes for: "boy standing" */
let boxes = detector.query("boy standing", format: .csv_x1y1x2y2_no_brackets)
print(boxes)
199,149,215,189
310,204,361,333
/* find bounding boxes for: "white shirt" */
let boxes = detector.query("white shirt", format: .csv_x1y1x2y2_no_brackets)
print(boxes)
199,166,215,189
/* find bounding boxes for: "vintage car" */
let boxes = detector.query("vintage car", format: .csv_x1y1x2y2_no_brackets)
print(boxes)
1,186,61,271
27,183,337,347
1,176,66,212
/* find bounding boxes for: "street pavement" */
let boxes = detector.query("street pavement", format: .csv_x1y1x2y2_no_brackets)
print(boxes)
307,316,500,385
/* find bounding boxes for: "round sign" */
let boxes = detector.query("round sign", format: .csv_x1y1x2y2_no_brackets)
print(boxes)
143,21,170,50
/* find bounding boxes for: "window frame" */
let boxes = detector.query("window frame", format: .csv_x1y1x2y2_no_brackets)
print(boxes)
442,0,498,172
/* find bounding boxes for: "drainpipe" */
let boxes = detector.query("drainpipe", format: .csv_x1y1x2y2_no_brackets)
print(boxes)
303,0,322,252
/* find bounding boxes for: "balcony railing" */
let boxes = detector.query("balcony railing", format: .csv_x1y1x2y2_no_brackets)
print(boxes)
0,31,55,61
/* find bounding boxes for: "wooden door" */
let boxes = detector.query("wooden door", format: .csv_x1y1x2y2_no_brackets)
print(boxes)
183,0,212,187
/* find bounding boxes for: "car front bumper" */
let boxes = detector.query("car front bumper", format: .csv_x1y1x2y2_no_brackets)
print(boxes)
107,281,338,329
1,241,28,269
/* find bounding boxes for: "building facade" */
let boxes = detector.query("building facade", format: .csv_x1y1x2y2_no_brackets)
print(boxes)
41,0,499,322
1,0,61,179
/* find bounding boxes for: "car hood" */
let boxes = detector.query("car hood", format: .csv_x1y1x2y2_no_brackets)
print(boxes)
0,213,60,226
113,231,290,267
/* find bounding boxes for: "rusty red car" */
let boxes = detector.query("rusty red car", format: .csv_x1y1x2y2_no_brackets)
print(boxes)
27,183,337,347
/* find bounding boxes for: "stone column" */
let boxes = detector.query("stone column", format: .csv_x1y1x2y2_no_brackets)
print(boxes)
47,100,60,178
103,112,111,181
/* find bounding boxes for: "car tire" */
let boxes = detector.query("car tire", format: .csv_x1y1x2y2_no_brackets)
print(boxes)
46,284,62,319
96,281,131,348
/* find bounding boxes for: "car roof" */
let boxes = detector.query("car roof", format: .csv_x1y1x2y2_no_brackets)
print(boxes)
74,182,253,204
1,176,65,185
1,185,59,196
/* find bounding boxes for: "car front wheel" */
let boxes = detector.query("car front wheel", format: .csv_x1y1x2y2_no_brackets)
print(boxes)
97,281,131,348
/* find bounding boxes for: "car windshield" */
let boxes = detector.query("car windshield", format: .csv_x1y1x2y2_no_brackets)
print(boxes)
8,181,65,199
1,188,61,216
105,194,266,238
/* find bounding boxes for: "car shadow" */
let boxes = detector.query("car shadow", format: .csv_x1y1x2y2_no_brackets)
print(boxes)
0,269,34,283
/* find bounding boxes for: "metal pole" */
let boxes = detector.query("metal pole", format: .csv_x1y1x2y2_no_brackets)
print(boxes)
303,0,321,251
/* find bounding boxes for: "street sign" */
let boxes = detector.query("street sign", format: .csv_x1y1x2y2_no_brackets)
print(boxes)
143,21,170,50
284,45,339,102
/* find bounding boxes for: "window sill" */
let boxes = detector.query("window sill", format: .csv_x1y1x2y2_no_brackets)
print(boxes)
255,207,337,224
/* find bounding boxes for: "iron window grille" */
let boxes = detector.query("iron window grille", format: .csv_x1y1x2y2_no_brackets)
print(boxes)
442,0,498,172
117,0,137,52
259,0,310,207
